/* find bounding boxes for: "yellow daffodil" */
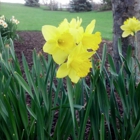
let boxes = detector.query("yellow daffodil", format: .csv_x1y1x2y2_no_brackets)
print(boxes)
56,45,94,83
42,17,101,83
120,17,140,37
42,25,75,64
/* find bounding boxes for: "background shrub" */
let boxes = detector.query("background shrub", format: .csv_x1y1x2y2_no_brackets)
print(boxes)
25,0,40,7
69,0,92,12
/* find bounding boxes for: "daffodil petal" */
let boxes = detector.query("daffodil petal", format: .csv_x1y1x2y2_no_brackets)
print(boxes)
85,20,96,34
42,25,59,41
122,31,133,37
43,40,57,54
70,18,76,28
58,18,69,32
82,33,101,51
52,49,68,64
56,63,69,78
70,27,83,43
120,25,129,30
69,69,80,83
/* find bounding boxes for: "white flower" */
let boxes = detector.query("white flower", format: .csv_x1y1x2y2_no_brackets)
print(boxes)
0,19,4,25
10,16,19,25
0,19,8,28
3,23,8,28
0,15,5,20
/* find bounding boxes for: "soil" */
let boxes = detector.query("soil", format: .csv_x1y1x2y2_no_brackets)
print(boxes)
14,31,113,67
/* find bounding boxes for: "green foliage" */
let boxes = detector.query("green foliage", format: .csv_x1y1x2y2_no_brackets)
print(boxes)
100,0,112,11
1,29,140,139
24,0,40,7
69,0,92,12
0,15,19,40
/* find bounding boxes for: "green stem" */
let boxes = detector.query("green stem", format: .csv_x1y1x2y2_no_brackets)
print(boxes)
135,33,138,82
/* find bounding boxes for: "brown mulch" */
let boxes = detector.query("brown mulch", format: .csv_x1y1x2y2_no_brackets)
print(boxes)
14,31,113,67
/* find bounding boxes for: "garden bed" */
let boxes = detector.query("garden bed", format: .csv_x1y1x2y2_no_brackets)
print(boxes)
14,31,113,67
14,31,115,139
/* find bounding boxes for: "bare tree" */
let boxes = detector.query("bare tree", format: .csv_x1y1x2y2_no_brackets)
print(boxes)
42,0,48,5
50,0,54,11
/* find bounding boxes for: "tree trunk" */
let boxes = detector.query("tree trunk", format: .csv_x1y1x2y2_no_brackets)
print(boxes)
134,0,140,64
50,0,54,11
134,0,140,82
112,0,135,71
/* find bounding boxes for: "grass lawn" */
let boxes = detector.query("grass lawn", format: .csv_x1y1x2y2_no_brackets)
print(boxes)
0,3,113,40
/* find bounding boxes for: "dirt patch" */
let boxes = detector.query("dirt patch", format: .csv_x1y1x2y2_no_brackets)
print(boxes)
14,31,113,65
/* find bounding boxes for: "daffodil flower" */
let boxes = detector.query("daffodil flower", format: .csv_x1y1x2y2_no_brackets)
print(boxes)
0,15,5,20
42,25,75,64
42,17,101,83
10,16,20,25
56,45,94,83
120,17,140,37
0,19,8,28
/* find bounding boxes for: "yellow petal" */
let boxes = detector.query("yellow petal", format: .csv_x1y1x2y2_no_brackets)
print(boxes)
136,24,140,31
85,20,96,34
56,63,69,78
70,18,76,28
70,27,83,43
58,18,69,32
120,25,129,30
82,33,101,51
58,32,74,53
69,69,80,83
42,25,59,41
52,49,68,64
122,31,133,37
43,40,57,54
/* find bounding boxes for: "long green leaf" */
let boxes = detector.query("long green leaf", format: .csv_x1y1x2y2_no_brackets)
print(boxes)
129,121,140,140
66,77,76,139
100,43,107,73
100,113,105,140
14,71,33,99
79,91,94,140
108,54,118,76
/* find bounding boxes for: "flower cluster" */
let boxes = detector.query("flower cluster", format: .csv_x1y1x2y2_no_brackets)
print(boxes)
120,17,140,37
0,15,19,29
0,15,19,40
0,15,8,28
10,16,20,25
42,17,102,83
